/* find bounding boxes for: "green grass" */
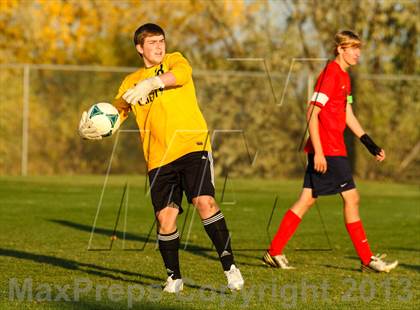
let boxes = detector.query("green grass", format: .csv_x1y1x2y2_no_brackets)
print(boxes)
0,175,419,309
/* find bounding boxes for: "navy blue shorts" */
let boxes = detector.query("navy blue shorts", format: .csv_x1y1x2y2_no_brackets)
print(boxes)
303,154,356,198
148,151,215,214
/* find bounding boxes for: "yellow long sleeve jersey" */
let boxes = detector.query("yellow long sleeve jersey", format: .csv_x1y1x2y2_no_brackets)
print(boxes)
113,52,211,171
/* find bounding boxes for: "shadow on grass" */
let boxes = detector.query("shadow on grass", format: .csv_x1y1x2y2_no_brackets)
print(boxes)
343,255,418,272
0,247,160,285
48,218,258,266
399,263,420,272
48,219,149,243
323,264,360,272
325,262,420,273
0,248,227,294
388,246,420,253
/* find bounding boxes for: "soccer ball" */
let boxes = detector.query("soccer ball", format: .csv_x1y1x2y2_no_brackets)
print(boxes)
87,102,120,137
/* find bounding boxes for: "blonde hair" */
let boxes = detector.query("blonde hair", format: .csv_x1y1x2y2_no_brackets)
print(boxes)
334,30,361,56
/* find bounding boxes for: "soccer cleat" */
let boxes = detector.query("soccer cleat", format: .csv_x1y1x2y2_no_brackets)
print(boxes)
262,251,295,269
224,264,244,291
163,276,184,293
361,254,398,273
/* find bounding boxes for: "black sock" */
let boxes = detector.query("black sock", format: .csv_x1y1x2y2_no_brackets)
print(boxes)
158,230,181,279
202,211,235,271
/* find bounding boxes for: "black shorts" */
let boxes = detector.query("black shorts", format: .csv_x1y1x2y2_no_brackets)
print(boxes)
148,151,215,214
303,154,356,198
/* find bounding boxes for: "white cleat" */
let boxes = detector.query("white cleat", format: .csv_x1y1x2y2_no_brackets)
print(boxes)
362,254,398,273
263,251,295,269
163,276,183,293
224,264,244,291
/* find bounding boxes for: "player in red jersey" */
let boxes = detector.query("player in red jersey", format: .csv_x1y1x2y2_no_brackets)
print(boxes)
263,30,398,273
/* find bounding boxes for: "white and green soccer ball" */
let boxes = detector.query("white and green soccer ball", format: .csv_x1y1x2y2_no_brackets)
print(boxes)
87,102,120,137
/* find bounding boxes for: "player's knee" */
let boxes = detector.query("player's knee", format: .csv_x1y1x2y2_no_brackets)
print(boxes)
157,219,177,234
291,197,315,218
296,189,316,209
354,194,360,206
307,198,316,208
345,192,360,207
156,207,178,234
300,196,316,209
193,195,219,212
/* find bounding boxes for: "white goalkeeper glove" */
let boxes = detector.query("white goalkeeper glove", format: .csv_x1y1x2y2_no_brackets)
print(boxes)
122,76,164,105
78,111,102,140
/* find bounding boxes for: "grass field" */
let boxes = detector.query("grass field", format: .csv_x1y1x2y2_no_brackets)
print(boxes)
0,175,419,309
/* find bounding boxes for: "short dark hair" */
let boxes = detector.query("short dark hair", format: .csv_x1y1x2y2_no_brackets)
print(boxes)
133,23,165,46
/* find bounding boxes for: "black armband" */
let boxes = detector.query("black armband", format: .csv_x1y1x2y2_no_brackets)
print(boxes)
360,134,381,156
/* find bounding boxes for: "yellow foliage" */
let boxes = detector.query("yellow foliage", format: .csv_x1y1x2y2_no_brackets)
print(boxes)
0,0,417,179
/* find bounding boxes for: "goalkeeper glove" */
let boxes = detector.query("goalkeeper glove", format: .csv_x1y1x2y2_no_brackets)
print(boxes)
122,76,164,105
360,134,381,156
78,111,102,140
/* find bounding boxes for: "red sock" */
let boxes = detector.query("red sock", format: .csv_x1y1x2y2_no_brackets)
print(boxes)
345,220,373,265
268,209,301,256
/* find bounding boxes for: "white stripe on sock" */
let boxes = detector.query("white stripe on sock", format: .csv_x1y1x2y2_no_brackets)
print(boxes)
202,213,224,226
158,231,180,241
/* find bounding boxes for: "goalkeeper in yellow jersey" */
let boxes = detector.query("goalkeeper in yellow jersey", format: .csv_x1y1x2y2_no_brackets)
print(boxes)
79,23,244,293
